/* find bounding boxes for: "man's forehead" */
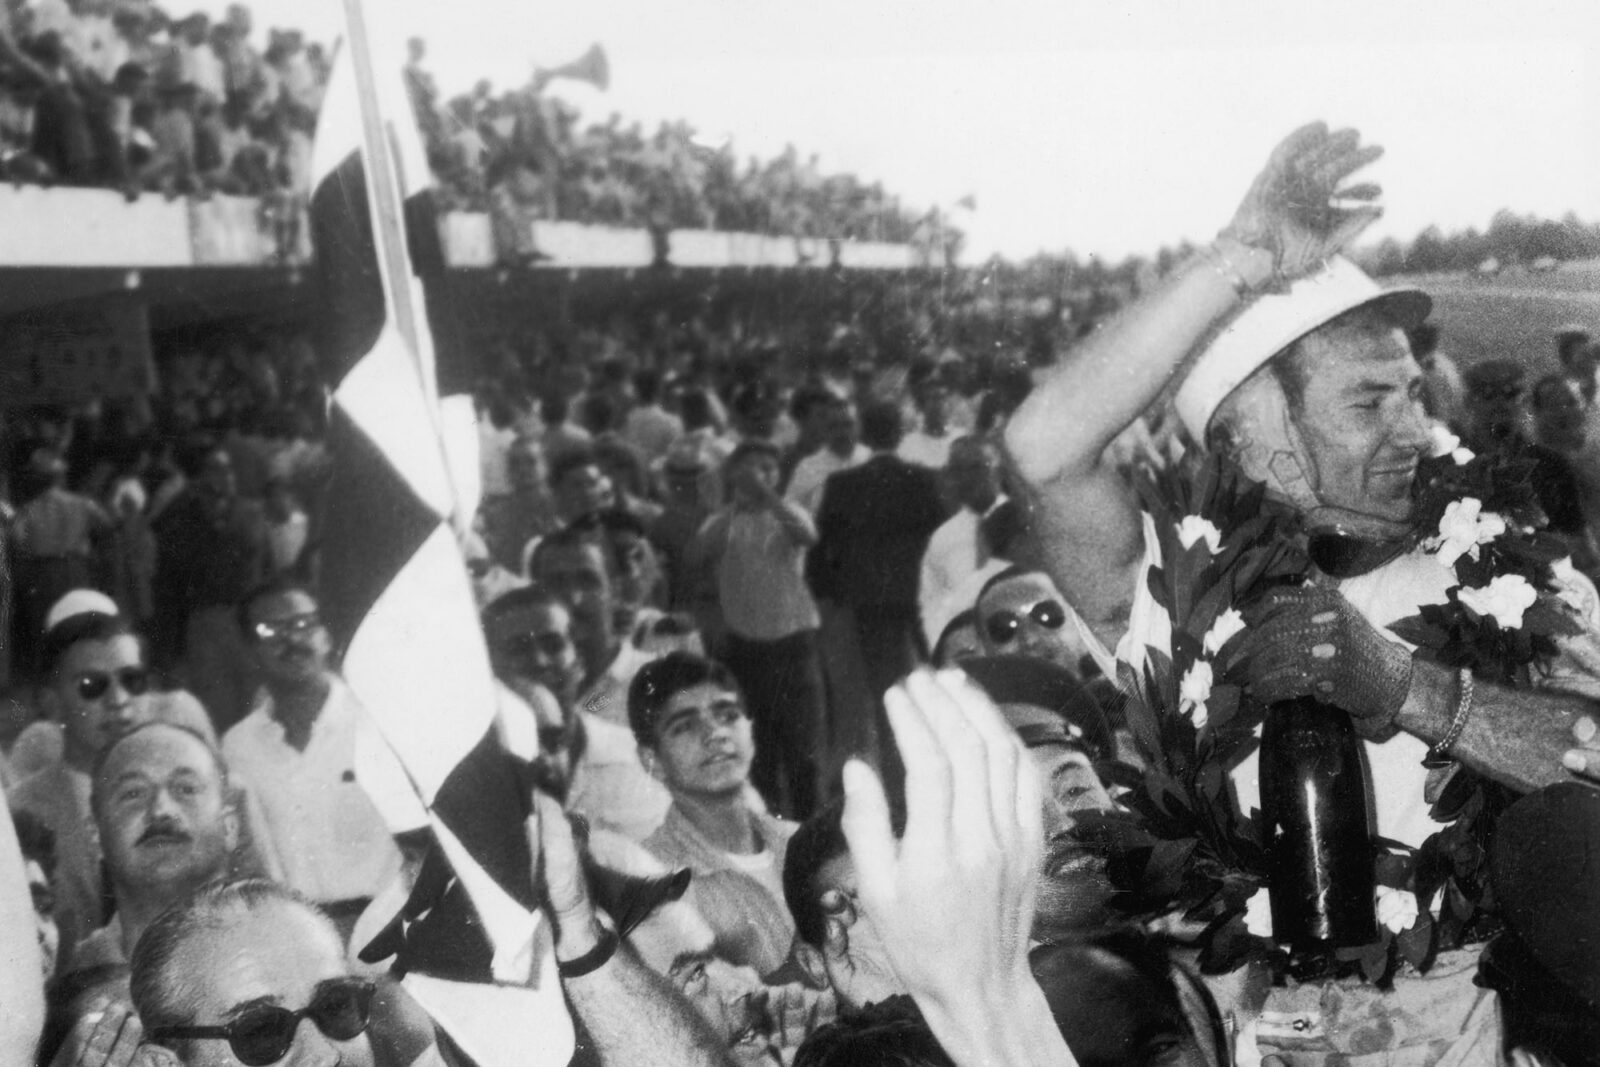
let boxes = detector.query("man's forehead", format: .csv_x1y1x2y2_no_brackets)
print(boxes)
60,634,143,674
103,727,217,784
252,589,318,621
982,573,1055,608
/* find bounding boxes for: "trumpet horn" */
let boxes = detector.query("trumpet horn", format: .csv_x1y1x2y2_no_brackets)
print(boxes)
535,43,609,92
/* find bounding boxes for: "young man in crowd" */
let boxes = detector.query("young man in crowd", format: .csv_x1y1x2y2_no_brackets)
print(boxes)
223,581,401,940
482,584,669,840
633,652,799,982
687,441,826,819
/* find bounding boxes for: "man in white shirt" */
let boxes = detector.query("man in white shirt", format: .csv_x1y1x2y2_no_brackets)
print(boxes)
784,397,867,515
222,582,401,939
896,378,959,471
482,585,669,841
918,435,1010,645
635,653,797,982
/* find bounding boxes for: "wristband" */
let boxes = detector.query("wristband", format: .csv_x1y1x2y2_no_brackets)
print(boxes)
557,928,619,979
1422,669,1473,769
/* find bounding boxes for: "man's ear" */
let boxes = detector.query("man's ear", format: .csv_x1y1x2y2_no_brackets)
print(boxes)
792,940,829,990
637,744,663,783
134,1044,182,1067
221,800,240,854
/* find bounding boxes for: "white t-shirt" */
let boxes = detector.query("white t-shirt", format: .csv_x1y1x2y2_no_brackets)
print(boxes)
222,677,402,903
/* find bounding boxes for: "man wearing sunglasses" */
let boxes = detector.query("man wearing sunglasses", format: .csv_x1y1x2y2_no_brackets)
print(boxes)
481,585,669,841
222,581,400,940
973,568,1092,677
9,611,166,963
130,822,739,1067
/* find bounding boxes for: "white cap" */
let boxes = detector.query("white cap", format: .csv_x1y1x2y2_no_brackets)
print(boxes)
1173,257,1431,440
44,589,120,633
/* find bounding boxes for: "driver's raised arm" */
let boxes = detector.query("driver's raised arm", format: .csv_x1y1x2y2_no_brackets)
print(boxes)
1004,122,1384,650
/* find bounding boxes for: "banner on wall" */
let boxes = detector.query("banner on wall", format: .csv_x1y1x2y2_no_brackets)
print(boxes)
0,297,154,406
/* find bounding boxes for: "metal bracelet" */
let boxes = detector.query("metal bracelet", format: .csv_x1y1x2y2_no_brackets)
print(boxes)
1422,668,1474,769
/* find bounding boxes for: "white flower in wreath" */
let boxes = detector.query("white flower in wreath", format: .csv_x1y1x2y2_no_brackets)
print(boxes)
1428,425,1475,466
1458,574,1539,629
1428,497,1507,568
1176,515,1223,555
1375,885,1420,935
1178,660,1213,729
1202,608,1247,656
1243,886,1274,938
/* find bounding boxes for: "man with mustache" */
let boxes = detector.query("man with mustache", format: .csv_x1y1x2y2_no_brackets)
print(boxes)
221,581,401,940
634,652,799,983
40,722,244,1067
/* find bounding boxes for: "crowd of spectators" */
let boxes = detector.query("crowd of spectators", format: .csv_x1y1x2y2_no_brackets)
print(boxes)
406,38,931,242
0,1,932,247
0,1,328,199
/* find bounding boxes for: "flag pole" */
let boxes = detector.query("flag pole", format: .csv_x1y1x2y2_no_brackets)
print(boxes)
339,0,434,398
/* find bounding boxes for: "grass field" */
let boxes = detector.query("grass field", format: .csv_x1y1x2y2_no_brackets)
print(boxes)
1395,258,1600,378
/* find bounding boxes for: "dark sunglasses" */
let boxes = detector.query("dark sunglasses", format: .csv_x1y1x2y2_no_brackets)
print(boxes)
75,667,150,702
252,612,322,643
149,978,374,1066
984,600,1067,646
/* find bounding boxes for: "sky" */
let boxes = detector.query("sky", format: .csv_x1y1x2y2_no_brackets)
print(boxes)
206,0,1600,263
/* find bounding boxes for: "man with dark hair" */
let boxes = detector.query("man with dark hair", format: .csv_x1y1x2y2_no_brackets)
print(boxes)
532,524,653,727
688,441,826,819
785,397,866,516
793,996,955,1067
478,433,556,573
482,584,668,839
152,446,270,730
223,582,400,935
624,367,684,463
897,379,958,471
540,390,593,467
9,610,158,959
972,567,1091,675
781,384,843,493
633,652,798,981
809,400,947,786
548,448,617,530
917,435,1011,646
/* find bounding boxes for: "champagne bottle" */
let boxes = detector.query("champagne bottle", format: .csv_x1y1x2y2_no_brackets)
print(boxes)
1259,695,1379,970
